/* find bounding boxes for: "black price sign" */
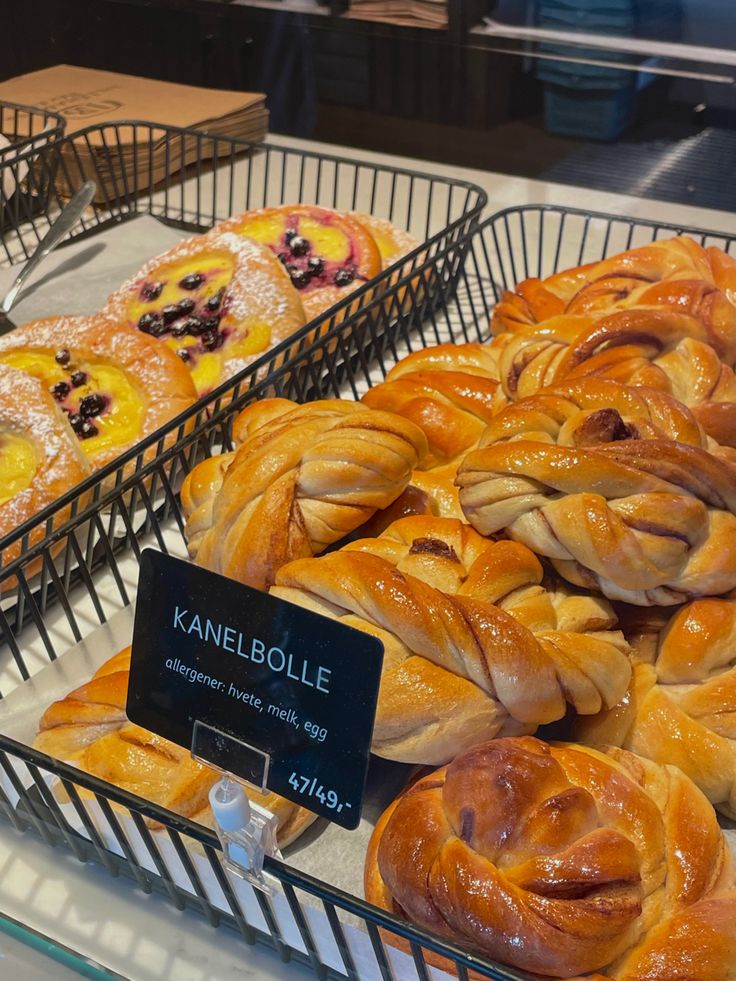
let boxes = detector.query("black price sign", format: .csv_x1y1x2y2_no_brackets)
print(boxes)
128,549,384,829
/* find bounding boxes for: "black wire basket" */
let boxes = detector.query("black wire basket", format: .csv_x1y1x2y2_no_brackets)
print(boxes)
2,204,734,981
0,99,65,231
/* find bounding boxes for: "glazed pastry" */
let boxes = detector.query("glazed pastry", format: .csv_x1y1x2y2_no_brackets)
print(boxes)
493,235,736,346
104,232,307,397
573,596,736,819
215,205,382,320
0,315,197,470
365,735,736,980
272,516,631,764
181,398,428,590
349,212,419,272
490,303,736,448
457,438,736,605
35,647,315,844
0,365,90,585
362,342,503,469
480,378,710,451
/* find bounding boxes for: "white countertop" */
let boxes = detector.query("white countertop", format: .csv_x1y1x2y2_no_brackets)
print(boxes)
2,133,734,981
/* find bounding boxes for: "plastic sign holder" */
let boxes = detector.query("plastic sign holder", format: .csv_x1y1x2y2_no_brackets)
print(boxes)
128,550,384,833
192,721,280,894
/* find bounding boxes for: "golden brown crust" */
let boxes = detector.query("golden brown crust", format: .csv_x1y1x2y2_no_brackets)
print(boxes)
0,315,197,471
365,735,734,980
34,647,314,845
362,343,502,469
480,378,709,451
458,438,736,605
573,597,736,819
272,516,630,764
183,398,428,590
0,365,91,585
104,231,307,397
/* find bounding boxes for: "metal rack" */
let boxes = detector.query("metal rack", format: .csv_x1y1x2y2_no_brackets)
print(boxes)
2,204,734,981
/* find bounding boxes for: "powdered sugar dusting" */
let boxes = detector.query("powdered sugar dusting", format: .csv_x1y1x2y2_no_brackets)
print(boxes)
0,365,88,536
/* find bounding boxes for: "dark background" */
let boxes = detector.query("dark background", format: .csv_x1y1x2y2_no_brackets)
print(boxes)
4,0,736,210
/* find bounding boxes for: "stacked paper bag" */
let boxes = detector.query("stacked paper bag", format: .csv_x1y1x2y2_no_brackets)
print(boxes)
0,66,269,201
347,0,447,29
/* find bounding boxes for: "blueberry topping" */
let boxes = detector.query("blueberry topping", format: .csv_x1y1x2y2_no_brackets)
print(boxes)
179,272,205,290
177,297,196,315
202,316,221,331
138,312,166,336
55,349,71,367
334,268,355,287
67,412,82,430
78,419,98,440
277,253,289,265
140,281,164,302
202,329,223,352
51,381,70,401
171,321,189,337
162,304,181,324
289,235,309,257
285,228,298,243
307,256,324,276
177,348,190,362
205,288,225,311
80,393,108,418
70,370,87,388
290,269,310,290
181,316,207,336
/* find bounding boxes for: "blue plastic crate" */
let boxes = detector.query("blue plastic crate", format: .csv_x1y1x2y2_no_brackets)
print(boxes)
543,82,636,140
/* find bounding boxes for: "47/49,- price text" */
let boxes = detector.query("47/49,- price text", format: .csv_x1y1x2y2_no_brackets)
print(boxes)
288,772,352,814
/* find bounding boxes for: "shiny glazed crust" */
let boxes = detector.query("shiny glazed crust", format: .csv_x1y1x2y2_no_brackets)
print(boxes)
103,231,307,395
181,398,428,590
365,736,736,980
573,596,736,819
271,516,631,764
0,365,90,583
362,343,503,469
34,646,316,844
0,314,197,470
457,438,736,605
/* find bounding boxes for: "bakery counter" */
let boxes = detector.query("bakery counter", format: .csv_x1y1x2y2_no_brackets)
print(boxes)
2,137,736,980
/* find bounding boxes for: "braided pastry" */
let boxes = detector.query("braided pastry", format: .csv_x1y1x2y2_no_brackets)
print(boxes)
573,597,736,819
181,398,427,590
272,516,630,764
458,438,736,605
493,236,736,346
361,343,502,469
35,647,314,844
480,378,709,450
365,736,736,980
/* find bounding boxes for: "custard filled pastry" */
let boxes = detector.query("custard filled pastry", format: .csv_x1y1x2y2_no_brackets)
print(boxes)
0,365,90,582
35,647,315,845
458,437,736,605
0,315,197,470
272,516,631,764
573,596,736,819
365,735,736,980
104,232,307,397
215,204,383,320
181,398,427,590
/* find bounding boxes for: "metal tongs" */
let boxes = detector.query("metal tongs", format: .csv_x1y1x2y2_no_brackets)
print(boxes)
0,180,97,335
